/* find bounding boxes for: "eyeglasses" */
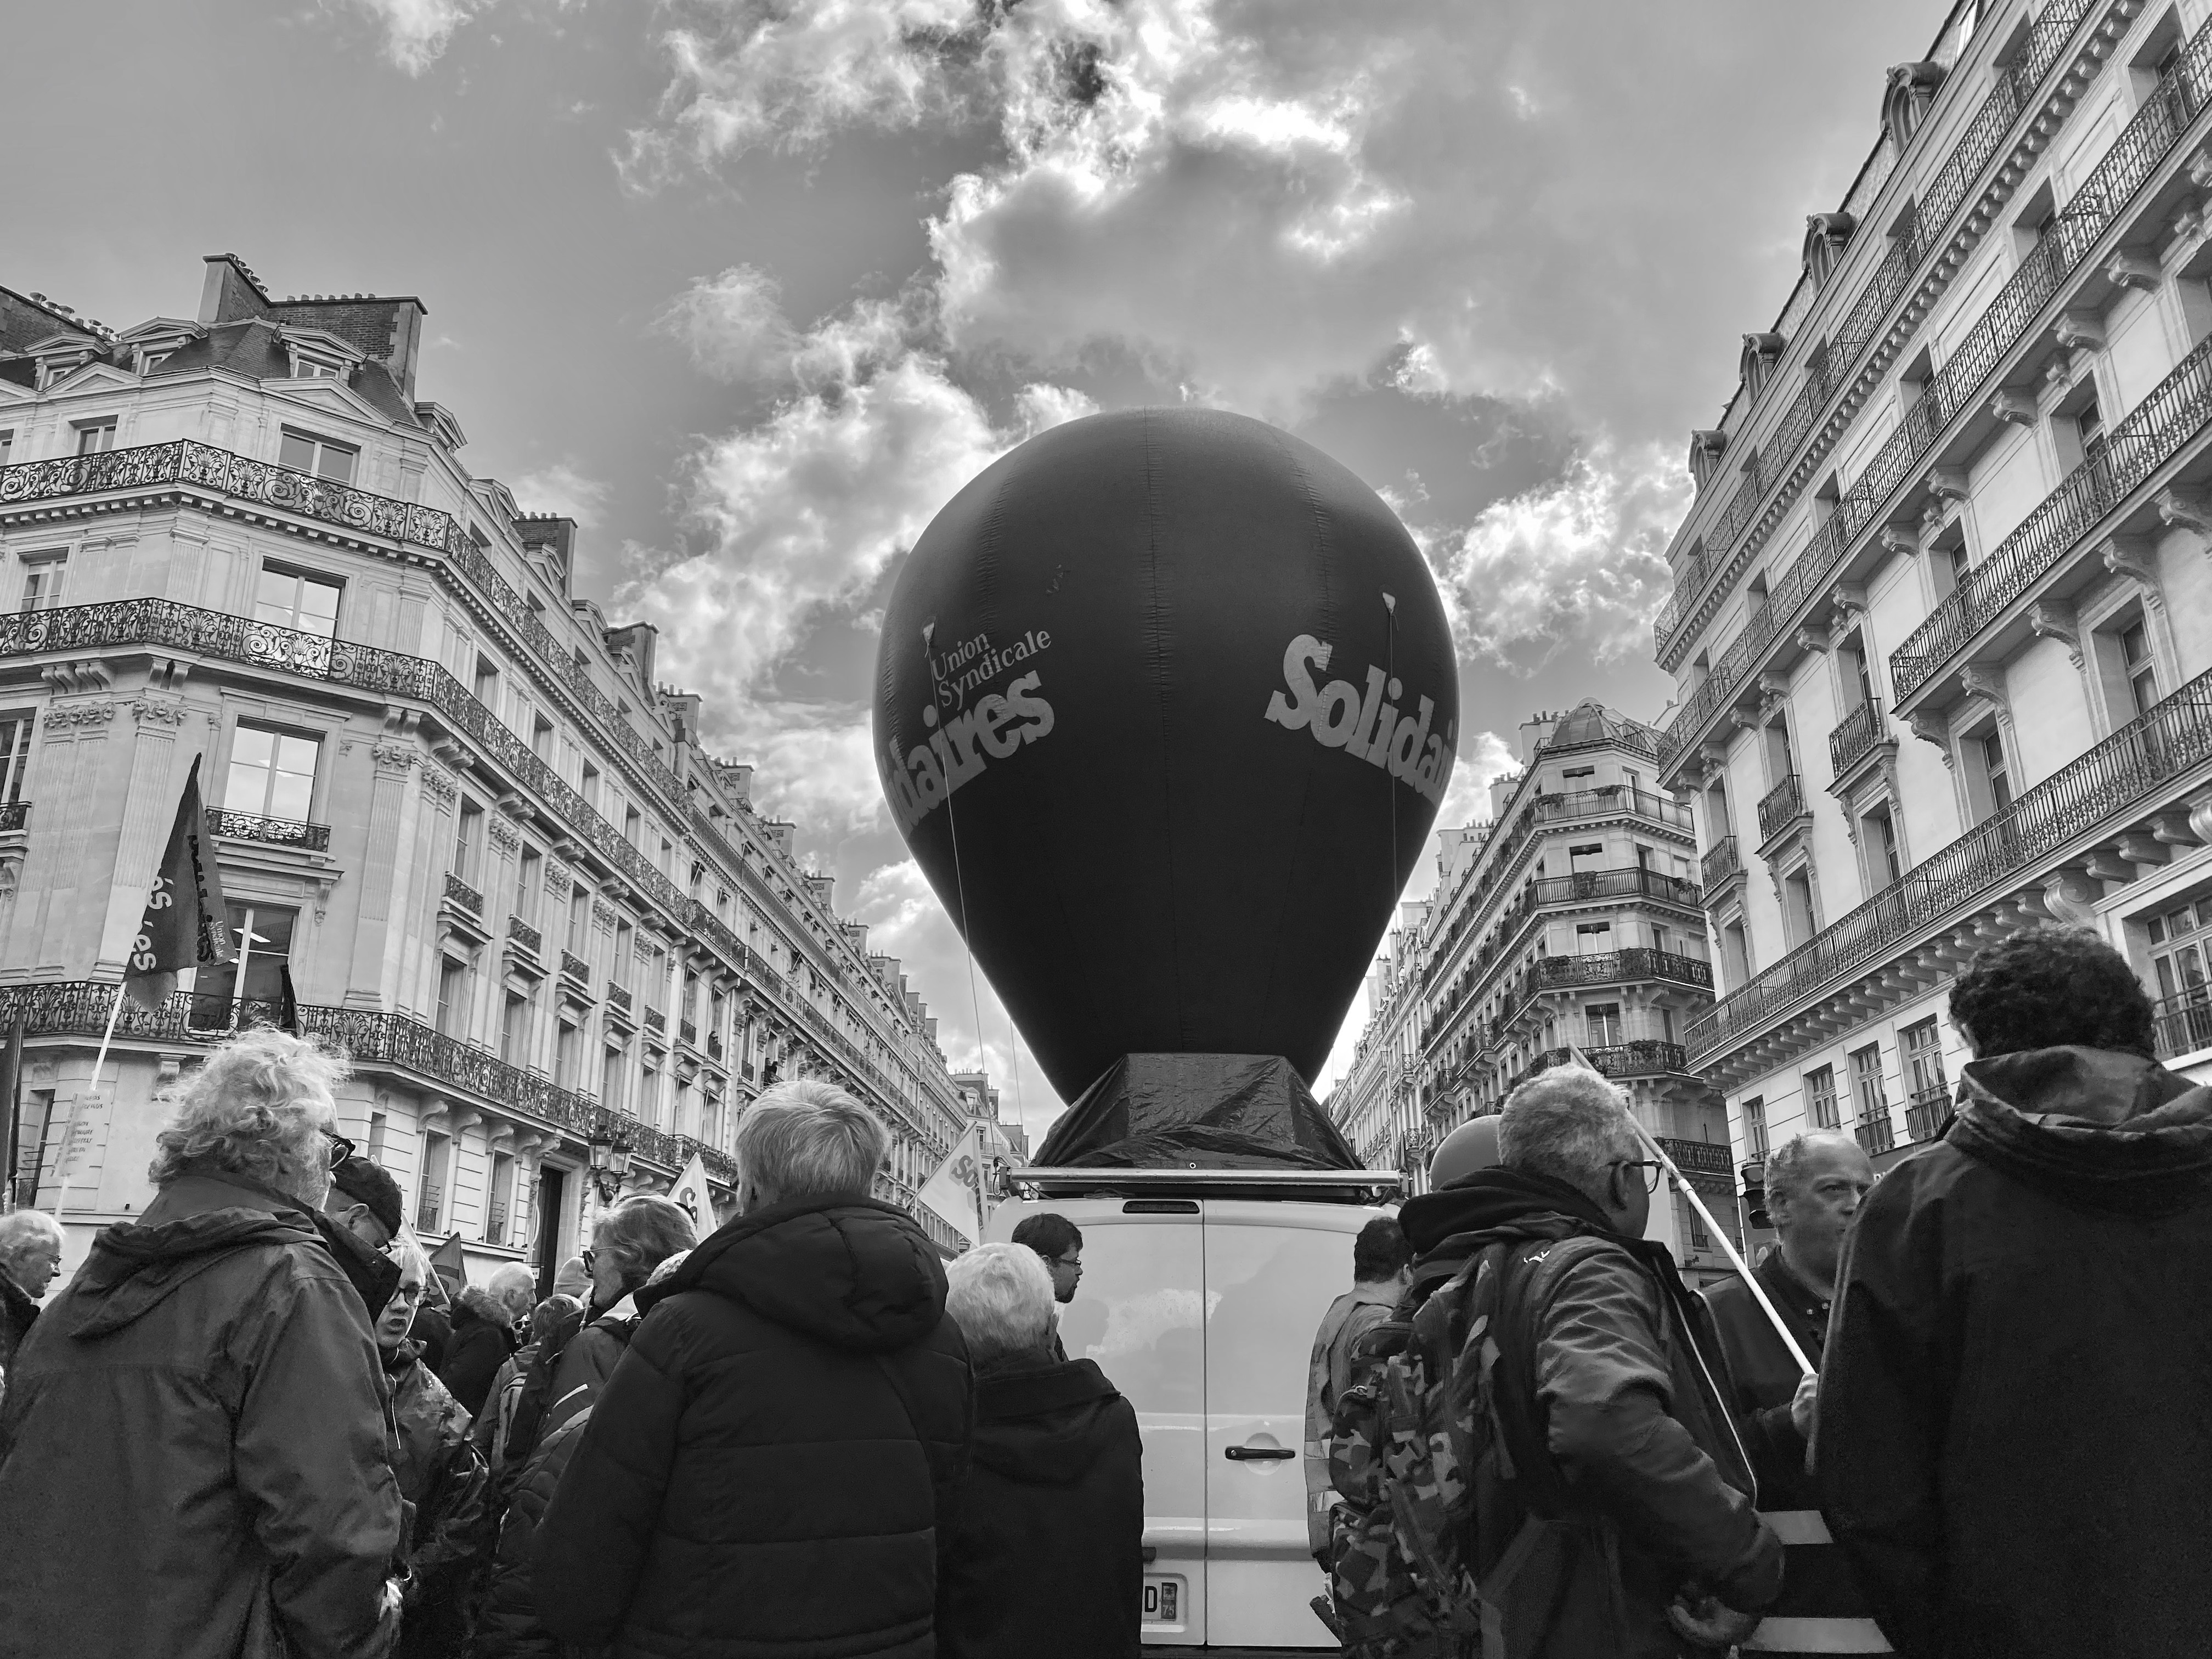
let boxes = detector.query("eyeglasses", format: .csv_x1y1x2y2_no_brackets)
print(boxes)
1054,1253,1083,1271
1615,1159,1664,1194
323,1131,357,1171
582,1248,597,1274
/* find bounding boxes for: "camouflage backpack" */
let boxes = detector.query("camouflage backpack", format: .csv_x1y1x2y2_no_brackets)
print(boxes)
1322,1233,1610,1659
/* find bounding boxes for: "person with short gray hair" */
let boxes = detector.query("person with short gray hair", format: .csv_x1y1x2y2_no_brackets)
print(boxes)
0,1027,404,1659
0,1209,64,1381
1391,1064,1781,1654
534,1079,972,1657
937,1242,1143,1659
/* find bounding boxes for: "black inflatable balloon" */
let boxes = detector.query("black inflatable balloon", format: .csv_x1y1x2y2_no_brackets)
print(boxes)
873,407,1458,1103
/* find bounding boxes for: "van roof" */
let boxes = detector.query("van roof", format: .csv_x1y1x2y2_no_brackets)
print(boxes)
1002,1166,1402,1205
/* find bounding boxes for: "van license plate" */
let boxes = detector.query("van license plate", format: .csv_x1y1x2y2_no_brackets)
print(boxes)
1141,1576,1180,1623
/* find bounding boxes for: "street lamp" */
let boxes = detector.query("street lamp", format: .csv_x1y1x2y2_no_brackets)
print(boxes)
588,1128,633,1204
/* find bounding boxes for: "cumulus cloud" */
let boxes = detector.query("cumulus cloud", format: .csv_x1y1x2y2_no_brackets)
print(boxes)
510,460,612,527
655,264,802,383
351,0,492,72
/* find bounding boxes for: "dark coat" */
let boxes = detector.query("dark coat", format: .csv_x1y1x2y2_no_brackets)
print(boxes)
1398,1170,1782,1659
0,1171,404,1659
532,1193,974,1658
0,1263,37,1378
411,1303,453,1376
439,1288,518,1419
383,1343,491,1659
936,1351,1142,1659
1821,1046,2212,1659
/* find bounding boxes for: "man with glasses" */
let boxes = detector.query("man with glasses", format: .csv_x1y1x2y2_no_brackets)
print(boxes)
0,1028,405,1659
1427,1065,1781,1655
326,1150,404,1255
1010,1211,1082,1362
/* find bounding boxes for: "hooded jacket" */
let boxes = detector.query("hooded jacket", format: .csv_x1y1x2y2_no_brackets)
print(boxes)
1398,1167,1781,1658
382,1341,491,1659
440,1284,519,1418
532,1193,974,1658
935,1350,1142,1659
1821,1046,2212,1659
0,1170,404,1659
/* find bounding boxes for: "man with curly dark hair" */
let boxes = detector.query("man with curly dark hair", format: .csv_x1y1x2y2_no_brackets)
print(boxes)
1820,926,2212,1659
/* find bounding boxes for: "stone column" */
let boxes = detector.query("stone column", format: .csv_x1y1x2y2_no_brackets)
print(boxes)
347,737,420,1009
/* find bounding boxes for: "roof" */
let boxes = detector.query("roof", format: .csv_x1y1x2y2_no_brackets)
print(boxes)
1546,699,1655,751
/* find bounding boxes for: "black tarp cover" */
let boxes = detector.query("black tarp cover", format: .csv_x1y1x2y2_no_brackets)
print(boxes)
1034,1052,1362,1170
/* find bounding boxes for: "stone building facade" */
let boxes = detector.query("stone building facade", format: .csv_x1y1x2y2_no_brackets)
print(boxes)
1652,0,2212,1208
1329,704,1740,1281
0,256,975,1280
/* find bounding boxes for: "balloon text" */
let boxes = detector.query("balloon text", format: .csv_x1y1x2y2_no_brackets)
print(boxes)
1263,633,1454,805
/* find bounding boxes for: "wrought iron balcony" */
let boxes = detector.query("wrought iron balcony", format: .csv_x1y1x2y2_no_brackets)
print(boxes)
708,1031,724,1060
484,1202,507,1247
644,1006,667,1033
1854,1115,1897,1157
1656,1137,1734,1180
2152,990,2212,1061
1689,663,2212,1065
0,800,27,832
1905,1085,1952,1144
561,950,590,985
1533,948,1712,992
1701,836,1741,890
1521,1040,1690,1082
443,872,483,915
416,1187,443,1235
607,981,633,1012
1651,0,2098,668
1893,329,2212,700
206,807,331,851
680,1018,698,1047
1829,699,1886,775
1757,775,1807,842
1663,20,2212,767
507,914,543,953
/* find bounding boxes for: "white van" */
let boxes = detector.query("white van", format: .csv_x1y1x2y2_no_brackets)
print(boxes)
986,1166,1402,1652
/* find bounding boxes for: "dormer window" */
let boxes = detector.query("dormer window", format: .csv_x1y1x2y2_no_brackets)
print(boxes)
33,347,95,391
290,354,343,380
278,428,358,484
275,326,364,385
138,350,172,376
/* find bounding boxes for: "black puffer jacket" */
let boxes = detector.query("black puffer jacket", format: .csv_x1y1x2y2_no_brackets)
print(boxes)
476,1409,593,1659
532,1194,973,1658
439,1287,517,1419
1821,1046,2212,1659
936,1350,1142,1659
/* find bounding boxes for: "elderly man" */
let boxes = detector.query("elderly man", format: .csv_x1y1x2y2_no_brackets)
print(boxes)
534,1080,973,1658
1822,928,2212,1658
0,1028,404,1659
1443,1065,1781,1656
0,1209,64,1379
442,1261,538,1418
936,1242,1141,1659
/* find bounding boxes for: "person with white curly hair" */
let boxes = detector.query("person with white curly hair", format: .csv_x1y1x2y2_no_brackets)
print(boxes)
0,1027,405,1659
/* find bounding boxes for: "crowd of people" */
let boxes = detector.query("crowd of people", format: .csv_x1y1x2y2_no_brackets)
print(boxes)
0,1053,1143,1659
1305,924,2211,1659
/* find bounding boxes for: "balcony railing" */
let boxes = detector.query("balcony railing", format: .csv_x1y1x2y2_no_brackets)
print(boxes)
1689,663,2212,1064
1854,1115,1897,1157
1652,0,2099,666
708,1032,724,1060
443,871,483,915
1893,329,2212,699
205,807,331,851
1701,836,1741,890
1664,21,2212,769
1656,1137,1734,1179
607,981,633,1012
507,914,543,953
1530,867,1702,909
680,1018,698,1046
484,1201,507,1247
1521,1040,1690,1083
417,1187,443,1235
561,950,590,984
0,980,743,1185
2152,990,2212,1061
0,800,29,832
1905,1085,1951,1144
1534,948,1713,992
1757,774,1806,842
1829,699,1886,775
644,1006,667,1033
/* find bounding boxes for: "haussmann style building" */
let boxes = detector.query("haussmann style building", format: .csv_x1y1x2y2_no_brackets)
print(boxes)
0,255,979,1279
1650,0,2212,1220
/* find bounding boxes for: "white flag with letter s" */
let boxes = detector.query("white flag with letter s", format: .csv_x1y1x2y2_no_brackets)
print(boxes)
918,1124,988,1249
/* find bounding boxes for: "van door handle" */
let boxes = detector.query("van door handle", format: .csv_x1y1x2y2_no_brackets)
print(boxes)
1225,1445,1296,1461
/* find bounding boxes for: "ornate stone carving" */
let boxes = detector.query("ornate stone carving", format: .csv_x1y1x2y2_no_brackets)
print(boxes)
2188,791,2212,846
2054,311,2107,353
1879,524,1920,560
2101,536,2165,614
42,701,116,730
2041,868,2103,926
1922,467,1970,504
547,860,574,894
1989,390,2038,426
1829,583,1869,620
371,741,418,774
2158,487,2212,535
592,901,620,930
41,659,113,696
419,768,458,808
487,819,521,855
1959,664,2010,726
2028,599,2083,668
2190,146,2212,192
1796,623,1832,655
2117,833,2171,868
128,698,187,726
2105,251,2162,291
1907,709,1955,768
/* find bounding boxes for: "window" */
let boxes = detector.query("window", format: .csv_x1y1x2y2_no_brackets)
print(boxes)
624,806,642,845
473,656,500,708
514,845,542,926
255,566,341,639
1677,1193,1710,1251
1904,1018,1948,1108
224,725,318,824
367,1112,388,1163
2076,398,2107,471
1805,1064,1841,1130
566,883,589,956
1586,1003,1623,1046
453,798,484,883
580,763,600,808
1719,916,1751,986
1978,729,2013,812
2122,621,2159,717
612,919,634,988
0,431,13,465
0,715,31,804
1781,866,1818,944
1575,921,1613,954
276,428,359,484
73,419,117,455
19,552,66,613
194,903,298,1029
1849,1043,1889,1124
555,1018,581,1091
485,1154,516,1246
2147,898,2212,1004
640,1062,663,1127
418,1132,449,1233
602,1045,627,1113
501,991,532,1064
1865,805,1904,887
137,349,171,376
531,715,555,761
436,957,470,1037
1742,1096,1769,1158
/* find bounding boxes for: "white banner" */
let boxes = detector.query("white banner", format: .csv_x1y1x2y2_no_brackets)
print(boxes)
918,1123,988,1249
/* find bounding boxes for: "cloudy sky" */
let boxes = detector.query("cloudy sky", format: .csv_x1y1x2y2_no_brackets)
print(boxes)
7,0,1929,1146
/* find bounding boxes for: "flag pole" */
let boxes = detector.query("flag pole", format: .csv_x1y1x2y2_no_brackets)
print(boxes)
51,980,126,1220
1566,1045,1813,1377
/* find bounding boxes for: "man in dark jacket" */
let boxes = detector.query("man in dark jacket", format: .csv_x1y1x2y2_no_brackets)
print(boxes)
0,1209,63,1384
440,1263,535,1419
1398,1065,1782,1657
938,1242,1140,1659
1821,927,2212,1658
0,1028,404,1659
533,1080,973,1658
1703,1131,1880,1656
